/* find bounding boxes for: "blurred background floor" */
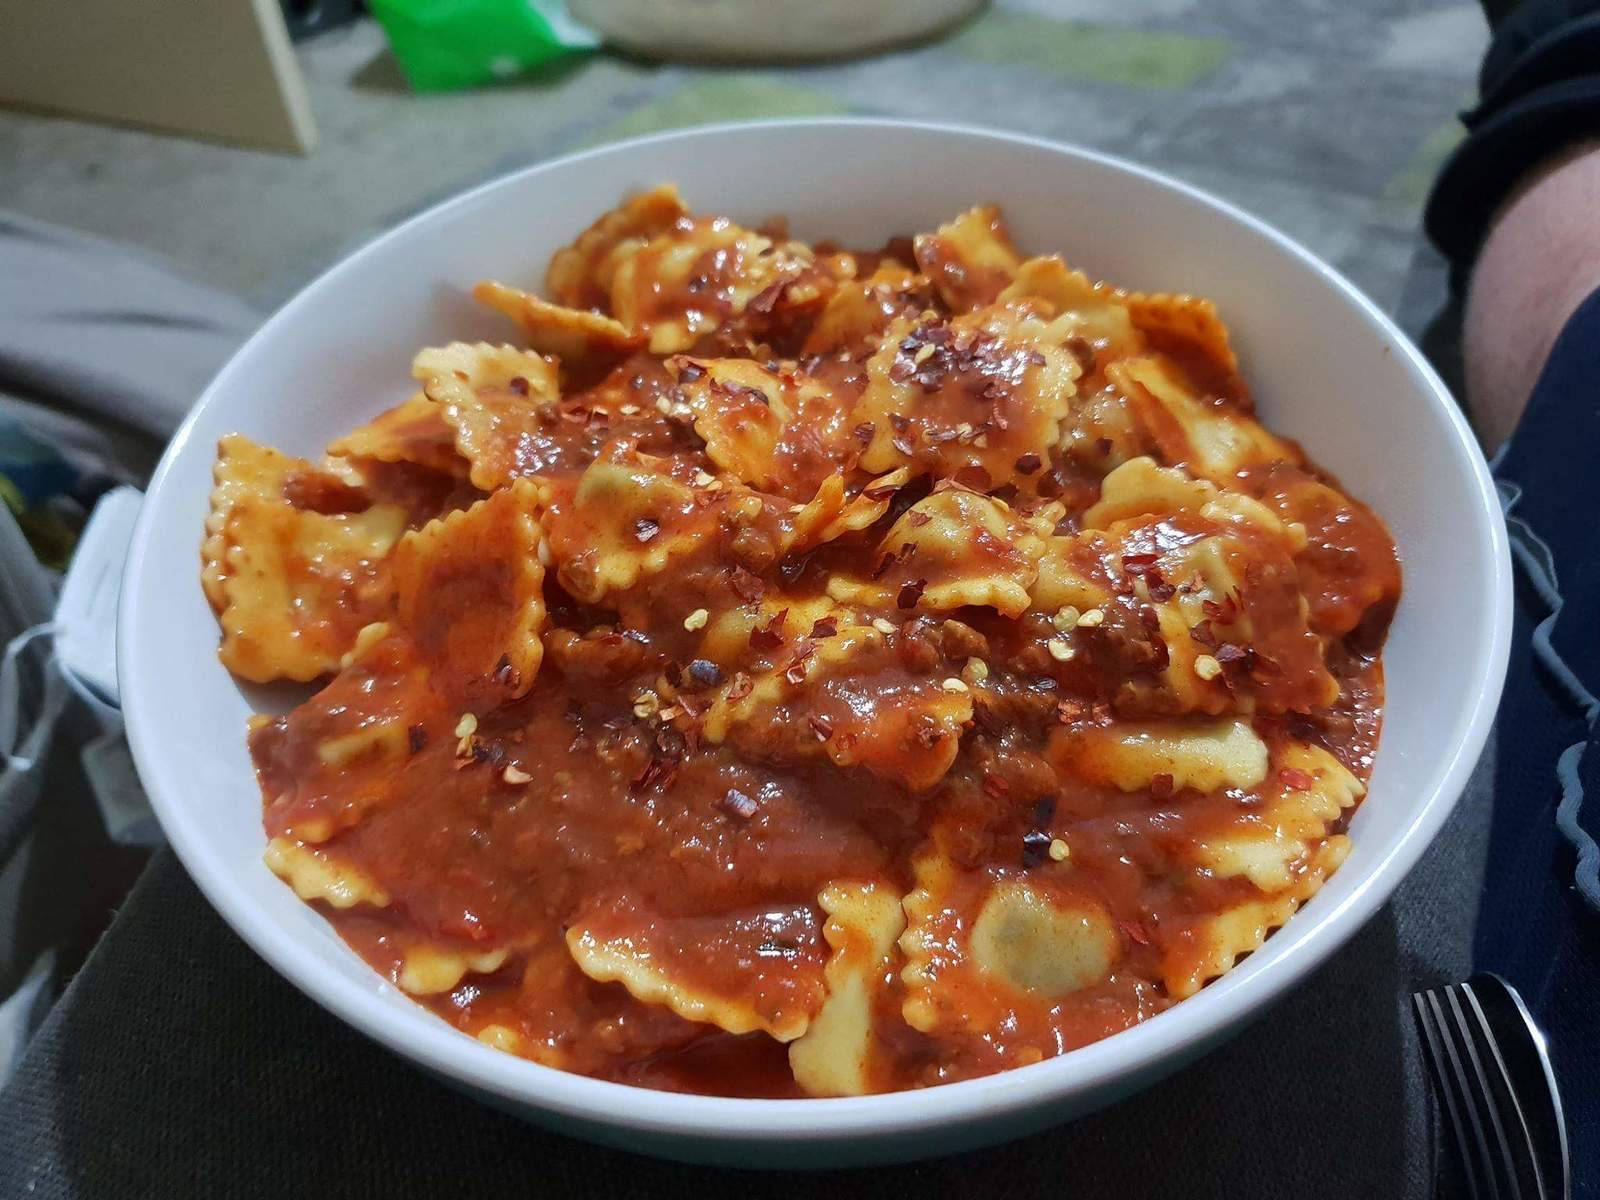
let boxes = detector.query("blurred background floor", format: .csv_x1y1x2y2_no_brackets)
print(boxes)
0,0,1485,340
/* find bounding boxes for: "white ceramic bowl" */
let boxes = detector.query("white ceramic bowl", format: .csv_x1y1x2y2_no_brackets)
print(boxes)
119,119,1511,1168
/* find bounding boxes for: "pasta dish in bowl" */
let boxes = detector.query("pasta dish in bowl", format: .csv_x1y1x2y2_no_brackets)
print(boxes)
206,187,1398,1097
119,120,1508,1164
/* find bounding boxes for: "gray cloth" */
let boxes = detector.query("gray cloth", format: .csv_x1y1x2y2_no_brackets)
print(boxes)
0,750,1491,1197
0,213,256,1085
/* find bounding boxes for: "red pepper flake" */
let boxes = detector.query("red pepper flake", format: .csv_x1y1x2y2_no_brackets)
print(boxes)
1119,919,1151,946
1055,699,1086,724
809,616,838,639
807,714,834,741
952,463,992,492
1122,551,1160,575
677,361,705,383
718,788,759,819
747,281,785,315
1279,767,1315,791
634,518,660,543
727,671,754,702
1148,773,1175,800
862,482,900,501
508,375,530,397
982,772,1011,798
728,566,766,603
1250,651,1283,677
908,510,933,527
749,608,788,651
664,661,683,688
891,433,916,457
853,421,876,445
1026,349,1047,367
1214,642,1250,667
1203,595,1240,624
1014,453,1042,475
896,578,927,610
1095,437,1113,457
1148,579,1176,603
887,412,912,434
407,724,428,754
632,754,679,794
492,653,521,690
1189,620,1217,648
870,551,898,580
1138,607,1162,633
686,659,723,688
559,405,590,425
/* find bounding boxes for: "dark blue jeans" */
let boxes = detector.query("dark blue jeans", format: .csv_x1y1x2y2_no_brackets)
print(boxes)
1482,284,1600,1189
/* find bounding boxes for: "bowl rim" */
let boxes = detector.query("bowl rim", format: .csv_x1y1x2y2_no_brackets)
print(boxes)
120,116,1512,1144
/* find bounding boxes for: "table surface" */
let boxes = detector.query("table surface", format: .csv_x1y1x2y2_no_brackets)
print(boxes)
0,3,1495,1194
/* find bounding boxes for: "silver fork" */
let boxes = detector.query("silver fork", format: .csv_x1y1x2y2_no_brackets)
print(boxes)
1412,974,1571,1199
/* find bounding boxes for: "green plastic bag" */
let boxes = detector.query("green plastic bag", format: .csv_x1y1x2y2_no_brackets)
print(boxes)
370,0,599,92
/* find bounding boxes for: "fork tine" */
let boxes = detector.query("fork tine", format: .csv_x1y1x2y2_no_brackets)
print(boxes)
1458,983,1549,1199
1425,991,1505,1199
1443,985,1526,1200
1414,991,1492,1200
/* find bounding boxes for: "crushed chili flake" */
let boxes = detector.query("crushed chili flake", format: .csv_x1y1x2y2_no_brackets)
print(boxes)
1119,920,1152,946
749,608,788,652
677,362,705,383
1148,580,1176,603
908,510,933,527
492,654,521,690
891,434,916,457
687,659,723,688
747,281,785,315
634,518,660,543
809,616,839,639
808,714,834,741
1014,453,1042,475
853,421,876,445
863,483,900,501
1148,773,1175,800
982,772,1011,798
407,724,428,754
718,788,759,819
952,464,992,492
1279,767,1315,791
632,754,679,794
727,671,754,702
897,578,928,610
508,375,530,397
1214,642,1250,666
728,566,766,602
